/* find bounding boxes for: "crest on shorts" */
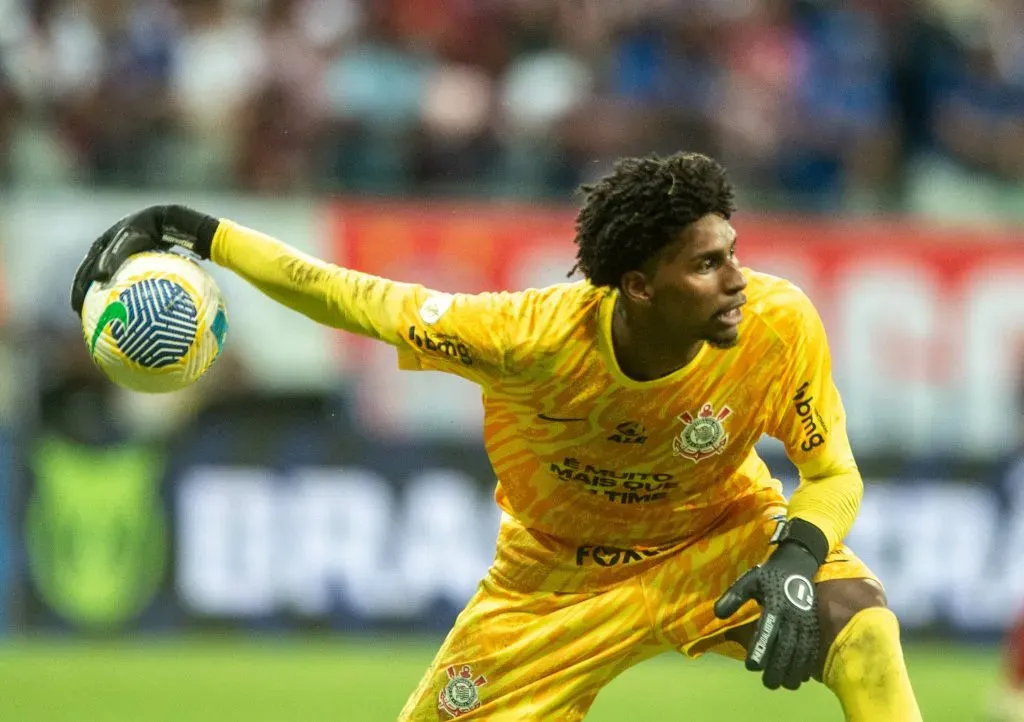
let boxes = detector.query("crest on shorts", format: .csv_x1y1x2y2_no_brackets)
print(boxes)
438,664,488,718
673,403,732,462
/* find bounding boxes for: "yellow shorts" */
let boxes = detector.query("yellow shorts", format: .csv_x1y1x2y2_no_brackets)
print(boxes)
399,491,876,721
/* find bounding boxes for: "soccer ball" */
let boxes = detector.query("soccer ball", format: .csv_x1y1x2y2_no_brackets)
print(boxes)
81,251,228,393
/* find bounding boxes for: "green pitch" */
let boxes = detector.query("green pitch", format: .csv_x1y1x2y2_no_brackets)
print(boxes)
0,637,999,721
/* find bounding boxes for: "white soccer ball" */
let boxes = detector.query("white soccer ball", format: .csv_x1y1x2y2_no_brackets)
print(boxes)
80,251,228,393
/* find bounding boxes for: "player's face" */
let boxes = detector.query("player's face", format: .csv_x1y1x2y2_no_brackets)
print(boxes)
645,214,747,348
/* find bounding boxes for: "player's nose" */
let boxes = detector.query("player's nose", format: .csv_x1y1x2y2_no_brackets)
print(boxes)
723,263,747,294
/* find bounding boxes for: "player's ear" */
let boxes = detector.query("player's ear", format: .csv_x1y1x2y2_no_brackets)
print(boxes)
620,270,652,304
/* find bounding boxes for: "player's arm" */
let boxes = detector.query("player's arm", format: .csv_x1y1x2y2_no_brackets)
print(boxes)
764,287,862,560
213,218,420,343
713,284,861,692
68,204,517,384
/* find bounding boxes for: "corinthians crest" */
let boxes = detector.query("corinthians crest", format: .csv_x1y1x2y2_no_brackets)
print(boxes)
438,664,488,718
673,403,732,461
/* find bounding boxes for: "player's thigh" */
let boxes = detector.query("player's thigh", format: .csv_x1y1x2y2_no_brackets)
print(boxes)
398,574,663,722
645,488,881,660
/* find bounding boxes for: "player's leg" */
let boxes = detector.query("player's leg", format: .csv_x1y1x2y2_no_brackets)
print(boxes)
989,605,1024,721
646,488,921,721
398,572,664,721
723,576,921,722
1011,608,1024,690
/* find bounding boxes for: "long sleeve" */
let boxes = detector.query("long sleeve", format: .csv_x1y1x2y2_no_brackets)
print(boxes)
209,219,523,385
786,464,863,555
211,219,415,344
764,283,863,552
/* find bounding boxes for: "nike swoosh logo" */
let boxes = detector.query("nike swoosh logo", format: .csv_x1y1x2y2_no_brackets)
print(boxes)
90,300,129,354
537,413,587,423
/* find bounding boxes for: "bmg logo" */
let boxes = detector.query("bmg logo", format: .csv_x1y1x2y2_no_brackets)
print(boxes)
407,326,473,365
792,382,825,452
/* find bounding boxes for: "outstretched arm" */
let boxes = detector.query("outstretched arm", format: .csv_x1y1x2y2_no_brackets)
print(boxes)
211,219,415,344
70,204,519,384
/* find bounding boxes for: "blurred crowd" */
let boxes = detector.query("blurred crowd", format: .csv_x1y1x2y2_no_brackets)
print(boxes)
0,0,1022,212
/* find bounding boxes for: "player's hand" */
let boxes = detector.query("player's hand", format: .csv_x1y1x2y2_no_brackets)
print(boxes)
70,204,220,315
713,538,821,691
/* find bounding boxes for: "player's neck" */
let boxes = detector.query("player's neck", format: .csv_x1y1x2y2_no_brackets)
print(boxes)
611,297,703,381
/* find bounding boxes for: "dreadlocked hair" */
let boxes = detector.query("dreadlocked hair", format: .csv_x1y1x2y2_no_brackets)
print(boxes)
570,152,736,287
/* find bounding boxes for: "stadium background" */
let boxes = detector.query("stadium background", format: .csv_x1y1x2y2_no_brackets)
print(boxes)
0,0,1022,719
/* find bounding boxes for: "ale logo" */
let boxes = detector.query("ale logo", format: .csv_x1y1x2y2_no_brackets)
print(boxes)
26,437,166,629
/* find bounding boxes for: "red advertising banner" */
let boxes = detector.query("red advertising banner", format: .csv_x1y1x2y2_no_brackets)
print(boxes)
330,200,578,292
329,201,1024,456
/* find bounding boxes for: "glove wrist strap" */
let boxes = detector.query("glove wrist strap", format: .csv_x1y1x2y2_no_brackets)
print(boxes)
164,205,219,260
778,519,829,566
193,215,219,260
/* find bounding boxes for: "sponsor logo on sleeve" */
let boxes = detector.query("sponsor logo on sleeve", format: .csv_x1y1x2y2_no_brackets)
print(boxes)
792,381,826,452
408,326,473,366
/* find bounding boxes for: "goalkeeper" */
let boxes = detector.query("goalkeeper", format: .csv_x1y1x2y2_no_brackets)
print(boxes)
70,153,921,721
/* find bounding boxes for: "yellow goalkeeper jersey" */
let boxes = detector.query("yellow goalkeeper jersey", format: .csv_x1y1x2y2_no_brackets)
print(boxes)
212,221,862,587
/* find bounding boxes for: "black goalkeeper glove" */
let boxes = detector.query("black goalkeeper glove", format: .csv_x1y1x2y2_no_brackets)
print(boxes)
713,518,828,691
70,204,220,315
